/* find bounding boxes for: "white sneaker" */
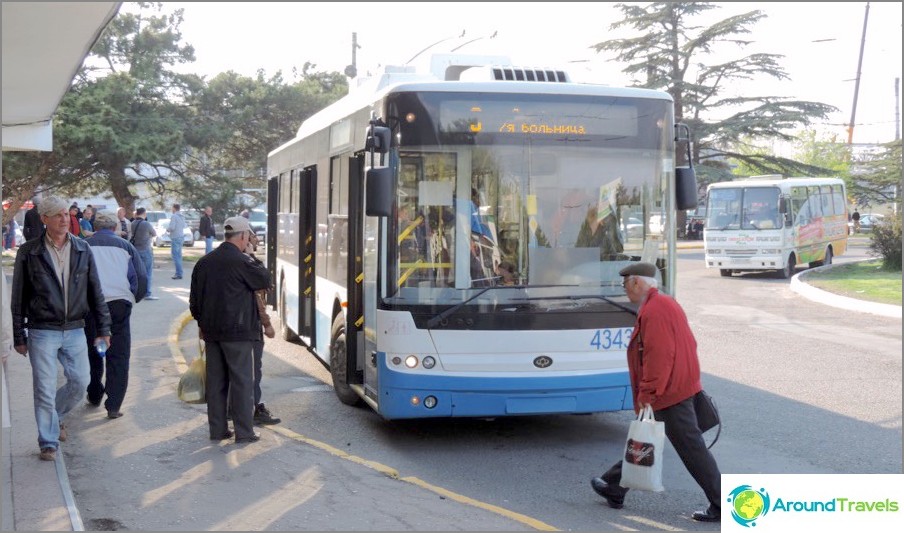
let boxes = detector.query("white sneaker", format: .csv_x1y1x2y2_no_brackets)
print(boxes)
145,295,159,300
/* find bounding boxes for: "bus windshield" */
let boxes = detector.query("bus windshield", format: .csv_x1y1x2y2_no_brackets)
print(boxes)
705,187,781,230
384,91,673,306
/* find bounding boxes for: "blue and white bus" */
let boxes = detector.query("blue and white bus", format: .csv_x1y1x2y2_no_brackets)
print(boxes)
266,53,697,419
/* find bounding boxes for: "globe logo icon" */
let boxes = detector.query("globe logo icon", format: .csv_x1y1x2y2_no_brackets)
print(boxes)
727,485,770,527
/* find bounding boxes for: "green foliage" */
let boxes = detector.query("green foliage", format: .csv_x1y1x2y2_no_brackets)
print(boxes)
593,2,838,202
850,140,902,209
868,213,903,270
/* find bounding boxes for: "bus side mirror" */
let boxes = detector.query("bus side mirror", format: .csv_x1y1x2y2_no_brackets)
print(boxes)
365,167,393,217
365,125,391,154
675,167,698,210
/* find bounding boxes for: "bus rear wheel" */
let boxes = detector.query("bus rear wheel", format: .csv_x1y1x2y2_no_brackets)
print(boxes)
329,314,363,406
823,247,833,266
719,269,732,277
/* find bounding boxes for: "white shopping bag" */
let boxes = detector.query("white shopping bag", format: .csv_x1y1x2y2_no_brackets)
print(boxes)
620,405,665,491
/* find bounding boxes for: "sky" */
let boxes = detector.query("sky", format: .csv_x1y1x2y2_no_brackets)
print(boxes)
159,2,903,146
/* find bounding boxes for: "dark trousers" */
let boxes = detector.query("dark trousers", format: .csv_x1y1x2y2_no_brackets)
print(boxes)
206,340,255,440
85,299,133,412
252,339,263,405
603,395,721,512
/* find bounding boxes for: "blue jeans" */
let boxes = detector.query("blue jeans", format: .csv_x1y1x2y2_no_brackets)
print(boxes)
137,247,154,296
171,237,184,277
205,236,214,255
27,328,90,450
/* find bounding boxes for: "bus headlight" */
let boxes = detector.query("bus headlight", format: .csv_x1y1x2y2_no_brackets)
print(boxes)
405,355,419,368
706,249,721,255
423,396,438,409
422,356,436,369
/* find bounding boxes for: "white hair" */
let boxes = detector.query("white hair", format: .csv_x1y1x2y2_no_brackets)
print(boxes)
634,275,659,288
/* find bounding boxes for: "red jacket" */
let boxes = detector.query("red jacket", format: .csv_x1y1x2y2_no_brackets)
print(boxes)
627,288,702,412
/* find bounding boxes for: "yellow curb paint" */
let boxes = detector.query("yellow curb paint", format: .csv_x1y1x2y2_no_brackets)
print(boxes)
168,313,559,531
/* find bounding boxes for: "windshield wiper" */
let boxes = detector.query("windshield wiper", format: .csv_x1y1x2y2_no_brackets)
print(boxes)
516,294,638,315
426,286,495,328
425,284,567,328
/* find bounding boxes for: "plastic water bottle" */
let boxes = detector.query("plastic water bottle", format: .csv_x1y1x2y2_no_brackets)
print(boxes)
95,339,108,358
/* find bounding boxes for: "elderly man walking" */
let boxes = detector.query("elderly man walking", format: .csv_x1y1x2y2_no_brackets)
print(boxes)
168,203,187,279
190,216,270,443
590,262,722,523
84,211,148,419
10,196,111,461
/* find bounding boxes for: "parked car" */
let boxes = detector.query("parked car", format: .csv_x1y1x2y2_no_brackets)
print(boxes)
181,209,202,240
248,208,267,238
849,213,885,234
153,218,195,247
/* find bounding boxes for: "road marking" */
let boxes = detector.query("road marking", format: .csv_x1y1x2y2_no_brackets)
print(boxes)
170,310,559,531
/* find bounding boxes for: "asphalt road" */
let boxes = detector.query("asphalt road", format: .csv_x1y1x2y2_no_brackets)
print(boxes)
62,239,901,531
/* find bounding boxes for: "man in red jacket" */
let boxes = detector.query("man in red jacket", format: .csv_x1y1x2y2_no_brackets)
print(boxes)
590,261,721,523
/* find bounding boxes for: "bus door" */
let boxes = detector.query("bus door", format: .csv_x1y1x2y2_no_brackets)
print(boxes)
346,155,368,393
266,176,278,307
297,165,317,346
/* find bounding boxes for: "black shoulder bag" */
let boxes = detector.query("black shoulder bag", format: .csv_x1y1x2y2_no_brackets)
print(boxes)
693,390,721,449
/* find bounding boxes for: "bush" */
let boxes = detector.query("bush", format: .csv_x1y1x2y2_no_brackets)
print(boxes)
868,214,902,270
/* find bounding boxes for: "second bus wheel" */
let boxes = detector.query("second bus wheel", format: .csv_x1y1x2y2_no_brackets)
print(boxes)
329,314,363,407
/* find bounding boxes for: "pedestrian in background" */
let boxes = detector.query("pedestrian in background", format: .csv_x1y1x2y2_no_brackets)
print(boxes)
189,216,270,443
168,203,186,279
199,206,216,255
116,207,132,241
68,205,81,237
10,196,111,461
83,211,148,419
130,208,158,300
590,261,722,523
79,206,96,238
23,198,42,242
852,209,861,233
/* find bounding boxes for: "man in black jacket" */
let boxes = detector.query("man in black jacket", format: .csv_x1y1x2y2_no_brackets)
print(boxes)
189,216,270,444
11,196,112,461
22,198,42,241
199,206,216,255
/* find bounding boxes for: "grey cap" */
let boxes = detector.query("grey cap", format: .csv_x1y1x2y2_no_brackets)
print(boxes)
618,262,657,278
223,216,252,233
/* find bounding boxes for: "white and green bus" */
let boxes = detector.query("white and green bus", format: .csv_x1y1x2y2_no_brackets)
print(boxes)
703,175,849,278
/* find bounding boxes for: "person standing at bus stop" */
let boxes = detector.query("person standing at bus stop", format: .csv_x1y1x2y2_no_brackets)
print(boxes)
168,203,187,279
589,261,722,523
199,206,216,255
851,209,861,233
190,216,270,443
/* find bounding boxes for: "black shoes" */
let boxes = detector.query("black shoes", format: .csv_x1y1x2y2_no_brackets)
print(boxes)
107,410,123,419
171,275,182,280
590,477,627,509
692,508,721,522
254,403,281,425
235,432,261,443
211,429,234,440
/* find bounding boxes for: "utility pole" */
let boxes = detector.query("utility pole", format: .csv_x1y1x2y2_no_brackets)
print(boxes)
345,32,361,79
895,77,900,141
847,2,870,144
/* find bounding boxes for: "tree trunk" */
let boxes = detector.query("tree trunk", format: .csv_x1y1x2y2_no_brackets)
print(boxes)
109,167,138,215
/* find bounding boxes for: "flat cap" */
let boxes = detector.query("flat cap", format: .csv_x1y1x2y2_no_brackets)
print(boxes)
618,262,657,278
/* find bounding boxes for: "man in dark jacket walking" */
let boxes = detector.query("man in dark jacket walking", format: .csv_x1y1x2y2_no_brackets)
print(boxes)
11,196,111,461
189,216,270,444
590,262,722,522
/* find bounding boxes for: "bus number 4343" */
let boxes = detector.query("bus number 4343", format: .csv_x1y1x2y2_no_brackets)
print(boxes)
591,328,633,351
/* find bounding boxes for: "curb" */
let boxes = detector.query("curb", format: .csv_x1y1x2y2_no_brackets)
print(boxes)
791,260,902,319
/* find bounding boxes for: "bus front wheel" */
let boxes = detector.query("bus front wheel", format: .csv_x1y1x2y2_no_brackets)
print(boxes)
719,269,732,277
279,284,299,342
777,255,796,279
329,314,363,407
